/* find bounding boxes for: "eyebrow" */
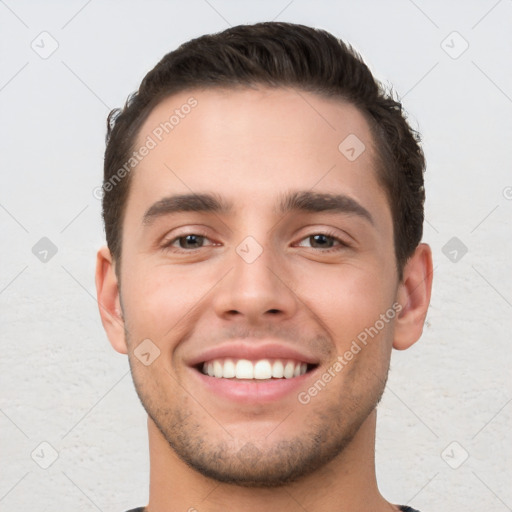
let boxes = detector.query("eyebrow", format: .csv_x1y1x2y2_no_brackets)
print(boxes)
277,191,374,225
142,191,373,226
143,193,232,225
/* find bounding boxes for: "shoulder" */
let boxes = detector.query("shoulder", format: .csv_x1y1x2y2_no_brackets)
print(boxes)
399,506,421,512
124,508,145,512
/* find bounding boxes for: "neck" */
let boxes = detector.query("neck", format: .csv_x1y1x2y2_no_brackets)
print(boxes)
145,411,398,512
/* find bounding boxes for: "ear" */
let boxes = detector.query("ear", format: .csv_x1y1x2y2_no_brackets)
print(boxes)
393,243,433,350
95,246,127,354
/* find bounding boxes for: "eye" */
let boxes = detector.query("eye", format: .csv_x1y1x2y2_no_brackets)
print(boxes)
162,233,214,251
296,232,349,251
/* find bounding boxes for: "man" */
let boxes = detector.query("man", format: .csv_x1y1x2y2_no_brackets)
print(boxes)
95,22,433,512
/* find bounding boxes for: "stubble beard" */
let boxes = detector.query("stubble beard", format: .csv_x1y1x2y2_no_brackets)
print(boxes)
128,349,389,488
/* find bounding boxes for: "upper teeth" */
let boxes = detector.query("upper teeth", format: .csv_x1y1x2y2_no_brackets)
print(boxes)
202,359,308,379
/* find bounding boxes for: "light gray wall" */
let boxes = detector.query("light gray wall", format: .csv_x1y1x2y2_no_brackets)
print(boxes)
1,1,511,511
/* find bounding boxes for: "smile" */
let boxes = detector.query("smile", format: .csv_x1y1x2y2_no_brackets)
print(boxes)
188,341,321,402
201,358,312,380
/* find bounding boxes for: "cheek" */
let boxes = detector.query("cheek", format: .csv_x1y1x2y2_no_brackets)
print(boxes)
120,263,205,342
296,262,396,349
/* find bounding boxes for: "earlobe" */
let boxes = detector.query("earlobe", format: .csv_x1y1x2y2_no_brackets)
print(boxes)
393,243,433,350
95,246,128,354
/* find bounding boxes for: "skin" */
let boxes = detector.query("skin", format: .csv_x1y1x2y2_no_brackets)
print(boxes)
96,87,433,512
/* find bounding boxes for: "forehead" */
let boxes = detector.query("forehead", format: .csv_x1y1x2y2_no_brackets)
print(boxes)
128,86,389,222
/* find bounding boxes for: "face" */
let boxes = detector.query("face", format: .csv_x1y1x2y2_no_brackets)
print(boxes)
118,87,399,485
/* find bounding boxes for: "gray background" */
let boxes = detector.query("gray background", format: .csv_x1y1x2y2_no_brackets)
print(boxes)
1,1,511,510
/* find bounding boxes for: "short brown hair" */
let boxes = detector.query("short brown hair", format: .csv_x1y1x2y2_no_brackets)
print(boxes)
103,21,425,279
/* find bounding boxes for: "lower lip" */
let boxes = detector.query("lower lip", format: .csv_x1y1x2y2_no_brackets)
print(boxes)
190,367,317,404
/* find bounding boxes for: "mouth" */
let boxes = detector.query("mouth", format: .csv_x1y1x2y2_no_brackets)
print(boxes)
197,358,317,380
187,342,321,403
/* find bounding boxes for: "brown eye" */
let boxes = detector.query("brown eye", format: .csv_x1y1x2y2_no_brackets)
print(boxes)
177,234,206,249
296,232,348,251
308,234,335,249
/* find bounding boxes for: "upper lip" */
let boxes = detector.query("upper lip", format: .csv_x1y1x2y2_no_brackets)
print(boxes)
187,341,321,367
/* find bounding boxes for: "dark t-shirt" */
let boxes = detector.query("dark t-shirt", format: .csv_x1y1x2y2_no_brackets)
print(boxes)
126,505,420,511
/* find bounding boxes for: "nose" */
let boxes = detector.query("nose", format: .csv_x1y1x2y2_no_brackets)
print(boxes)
211,241,299,325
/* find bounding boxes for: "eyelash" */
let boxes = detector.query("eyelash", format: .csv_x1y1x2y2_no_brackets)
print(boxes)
161,232,216,252
161,230,351,253
295,231,351,252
